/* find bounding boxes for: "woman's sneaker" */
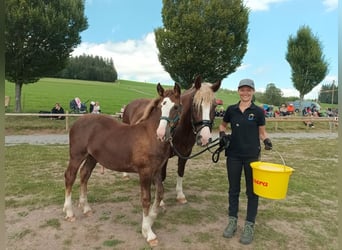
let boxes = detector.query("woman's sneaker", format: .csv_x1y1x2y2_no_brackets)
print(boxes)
240,221,254,244
223,216,237,238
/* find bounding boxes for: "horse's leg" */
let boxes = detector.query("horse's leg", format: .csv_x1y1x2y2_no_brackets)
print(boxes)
159,160,168,207
79,155,97,216
154,171,165,212
63,157,84,221
176,157,188,204
139,174,158,246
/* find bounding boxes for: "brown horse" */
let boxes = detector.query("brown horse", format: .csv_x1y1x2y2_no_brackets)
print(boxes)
63,83,181,247
123,75,221,203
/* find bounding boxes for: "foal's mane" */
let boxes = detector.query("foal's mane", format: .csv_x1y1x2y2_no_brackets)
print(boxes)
192,82,215,112
134,97,160,125
134,88,177,125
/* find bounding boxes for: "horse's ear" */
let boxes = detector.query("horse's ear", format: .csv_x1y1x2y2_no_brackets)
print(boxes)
157,83,164,97
211,80,221,92
194,75,202,90
174,83,181,97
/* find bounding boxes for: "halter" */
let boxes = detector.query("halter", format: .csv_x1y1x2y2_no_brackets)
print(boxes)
160,115,180,131
160,105,182,139
192,119,213,134
190,95,214,135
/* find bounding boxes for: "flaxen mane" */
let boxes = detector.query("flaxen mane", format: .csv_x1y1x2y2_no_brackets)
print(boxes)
193,82,215,114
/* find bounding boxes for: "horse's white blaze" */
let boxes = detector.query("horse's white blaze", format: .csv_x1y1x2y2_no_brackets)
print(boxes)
156,120,167,140
63,194,74,218
199,103,212,145
156,97,174,141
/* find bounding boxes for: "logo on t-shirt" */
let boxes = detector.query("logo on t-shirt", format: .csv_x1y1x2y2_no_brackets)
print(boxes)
248,113,255,121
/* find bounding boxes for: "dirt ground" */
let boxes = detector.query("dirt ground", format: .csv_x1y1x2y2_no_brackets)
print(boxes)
5,200,253,250
5,163,257,250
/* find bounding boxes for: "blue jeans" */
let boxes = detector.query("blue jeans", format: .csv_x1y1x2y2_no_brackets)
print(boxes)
226,156,259,223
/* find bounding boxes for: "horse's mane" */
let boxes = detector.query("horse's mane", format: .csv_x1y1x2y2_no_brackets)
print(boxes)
134,97,161,124
134,89,177,125
193,82,215,113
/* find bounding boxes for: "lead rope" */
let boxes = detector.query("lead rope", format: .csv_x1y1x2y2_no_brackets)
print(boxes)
169,138,221,160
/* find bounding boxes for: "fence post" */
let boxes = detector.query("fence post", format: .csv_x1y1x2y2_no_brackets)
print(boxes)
65,111,69,132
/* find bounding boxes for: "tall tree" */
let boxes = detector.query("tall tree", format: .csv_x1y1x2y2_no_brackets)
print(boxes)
263,83,283,106
5,0,88,112
155,0,249,89
285,25,328,100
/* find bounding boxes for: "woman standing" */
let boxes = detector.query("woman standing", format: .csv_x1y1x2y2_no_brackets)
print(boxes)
219,79,272,245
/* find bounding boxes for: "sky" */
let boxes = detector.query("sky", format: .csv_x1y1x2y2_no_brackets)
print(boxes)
72,0,338,99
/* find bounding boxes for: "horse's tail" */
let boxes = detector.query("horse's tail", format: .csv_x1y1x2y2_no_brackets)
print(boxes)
134,97,160,124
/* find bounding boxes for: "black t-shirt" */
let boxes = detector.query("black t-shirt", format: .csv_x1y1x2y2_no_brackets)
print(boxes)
222,102,265,158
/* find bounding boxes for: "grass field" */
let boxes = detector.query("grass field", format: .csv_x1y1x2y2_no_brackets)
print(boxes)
4,78,241,114
6,77,337,115
5,77,338,134
5,137,338,249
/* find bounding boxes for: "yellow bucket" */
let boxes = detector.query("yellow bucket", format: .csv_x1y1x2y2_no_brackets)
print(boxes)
250,161,294,199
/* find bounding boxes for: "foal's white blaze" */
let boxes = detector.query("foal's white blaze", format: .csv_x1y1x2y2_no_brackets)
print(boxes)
199,103,212,146
156,97,174,141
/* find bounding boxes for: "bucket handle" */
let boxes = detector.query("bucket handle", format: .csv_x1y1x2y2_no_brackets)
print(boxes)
263,149,287,170
273,149,286,166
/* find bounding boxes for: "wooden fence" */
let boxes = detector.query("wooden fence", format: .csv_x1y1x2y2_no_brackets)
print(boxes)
5,111,122,131
5,112,338,132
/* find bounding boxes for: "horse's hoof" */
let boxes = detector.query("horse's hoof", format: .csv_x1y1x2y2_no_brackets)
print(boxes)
177,198,188,204
148,238,158,247
65,216,76,222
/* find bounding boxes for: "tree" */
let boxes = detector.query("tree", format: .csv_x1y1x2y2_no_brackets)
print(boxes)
262,83,283,106
155,0,249,89
54,55,118,82
285,25,328,100
319,81,338,104
5,0,88,112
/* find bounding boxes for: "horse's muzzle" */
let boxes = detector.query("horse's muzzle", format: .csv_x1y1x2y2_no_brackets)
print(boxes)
196,135,212,147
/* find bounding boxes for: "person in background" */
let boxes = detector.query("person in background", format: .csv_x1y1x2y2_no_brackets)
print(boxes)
51,103,65,120
219,78,272,245
92,101,101,114
287,103,294,115
279,104,288,116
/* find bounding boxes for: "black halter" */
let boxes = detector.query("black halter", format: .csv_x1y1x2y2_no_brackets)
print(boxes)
190,96,214,134
192,119,213,134
160,105,182,139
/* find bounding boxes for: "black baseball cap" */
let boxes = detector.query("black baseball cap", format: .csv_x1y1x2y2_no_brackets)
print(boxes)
238,79,255,90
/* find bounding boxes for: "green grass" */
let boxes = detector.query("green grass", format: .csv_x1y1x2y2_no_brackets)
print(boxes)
5,78,160,114
5,77,337,115
4,138,338,249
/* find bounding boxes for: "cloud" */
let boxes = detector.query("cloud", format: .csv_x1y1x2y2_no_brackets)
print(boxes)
243,0,288,11
72,33,173,84
322,0,338,11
